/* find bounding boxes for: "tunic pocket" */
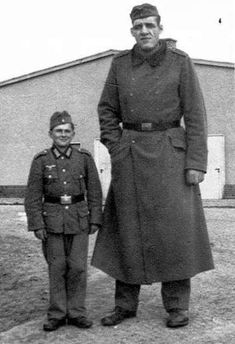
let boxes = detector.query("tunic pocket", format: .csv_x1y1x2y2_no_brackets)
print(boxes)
42,203,62,231
71,172,86,193
43,168,58,184
77,202,89,231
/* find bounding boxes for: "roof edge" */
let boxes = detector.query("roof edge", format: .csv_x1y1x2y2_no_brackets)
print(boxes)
193,58,235,68
0,49,118,87
0,50,234,87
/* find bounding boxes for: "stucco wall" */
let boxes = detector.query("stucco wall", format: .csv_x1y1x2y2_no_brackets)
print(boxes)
0,56,112,185
196,63,235,184
0,55,234,188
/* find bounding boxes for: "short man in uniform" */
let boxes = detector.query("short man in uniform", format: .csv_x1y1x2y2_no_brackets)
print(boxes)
92,3,214,328
25,111,102,331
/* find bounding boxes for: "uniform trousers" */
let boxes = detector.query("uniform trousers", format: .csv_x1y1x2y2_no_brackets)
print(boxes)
115,278,191,313
42,232,88,320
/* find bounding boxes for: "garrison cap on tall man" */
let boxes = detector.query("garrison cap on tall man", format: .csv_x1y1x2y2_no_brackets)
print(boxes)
130,3,160,22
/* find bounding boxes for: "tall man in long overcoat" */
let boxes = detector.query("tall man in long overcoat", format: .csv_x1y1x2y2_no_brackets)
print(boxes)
25,111,102,331
92,3,214,328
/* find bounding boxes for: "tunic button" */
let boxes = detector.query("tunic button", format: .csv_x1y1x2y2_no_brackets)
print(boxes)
48,175,52,179
130,93,133,96
132,140,135,144
61,156,64,160
63,181,67,185
62,169,66,172
131,109,134,113
65,206,69,210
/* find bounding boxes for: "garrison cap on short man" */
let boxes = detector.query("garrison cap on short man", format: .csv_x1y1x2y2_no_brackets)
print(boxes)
50,111,74,130
130,3,159,22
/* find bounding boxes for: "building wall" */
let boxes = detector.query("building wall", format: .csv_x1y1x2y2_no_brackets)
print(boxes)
0,56,112,186
196,64,235,184
0,54,234,197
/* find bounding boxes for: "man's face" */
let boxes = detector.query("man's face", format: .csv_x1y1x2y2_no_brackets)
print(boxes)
131,16,161,51
49,123,75,149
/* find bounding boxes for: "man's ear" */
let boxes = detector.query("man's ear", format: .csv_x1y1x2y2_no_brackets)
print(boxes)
48,130,52,139
130,28,135,37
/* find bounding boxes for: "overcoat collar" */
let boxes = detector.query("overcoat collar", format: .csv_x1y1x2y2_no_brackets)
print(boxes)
131,39,167,67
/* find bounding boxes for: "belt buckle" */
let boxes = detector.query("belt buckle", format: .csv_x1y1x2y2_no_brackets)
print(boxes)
141,122,153,131
60,195,72,205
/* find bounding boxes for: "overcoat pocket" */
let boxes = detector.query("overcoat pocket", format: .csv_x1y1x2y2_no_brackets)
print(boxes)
167,127,187,152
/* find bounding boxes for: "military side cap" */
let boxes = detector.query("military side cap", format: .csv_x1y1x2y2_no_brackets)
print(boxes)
50,111,73,130
130,3,159,22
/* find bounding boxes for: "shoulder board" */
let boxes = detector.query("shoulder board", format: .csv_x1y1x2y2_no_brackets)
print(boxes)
79,148,92,156
34,149,48,160
169,47,188,57
113,50,130,59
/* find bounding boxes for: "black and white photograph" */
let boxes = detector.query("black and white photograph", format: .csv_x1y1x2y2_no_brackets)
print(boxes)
0,0,234,343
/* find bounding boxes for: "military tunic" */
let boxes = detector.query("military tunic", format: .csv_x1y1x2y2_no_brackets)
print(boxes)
25,145,102,319
92,40,214,284
25,146,102,234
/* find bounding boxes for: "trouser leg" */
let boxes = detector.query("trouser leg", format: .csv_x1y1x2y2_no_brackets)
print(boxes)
42,234,67,320
115,280,141,312
161,278,191,312
66,233,89,318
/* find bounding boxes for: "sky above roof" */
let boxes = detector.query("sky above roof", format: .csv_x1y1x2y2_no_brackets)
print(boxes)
0,0,234,82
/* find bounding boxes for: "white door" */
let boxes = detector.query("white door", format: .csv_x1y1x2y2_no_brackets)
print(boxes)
200,135,225,199
94,139,111,202
94,135,225,201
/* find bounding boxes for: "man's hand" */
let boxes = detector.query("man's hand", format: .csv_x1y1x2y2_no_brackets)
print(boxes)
186,169,205,185
34,228,47,241
89,224,100,235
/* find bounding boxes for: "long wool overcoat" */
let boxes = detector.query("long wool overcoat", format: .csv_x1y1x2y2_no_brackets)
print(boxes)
92,40,214,284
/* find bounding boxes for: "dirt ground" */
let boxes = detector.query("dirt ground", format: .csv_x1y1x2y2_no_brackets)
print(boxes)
0,205,235,344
